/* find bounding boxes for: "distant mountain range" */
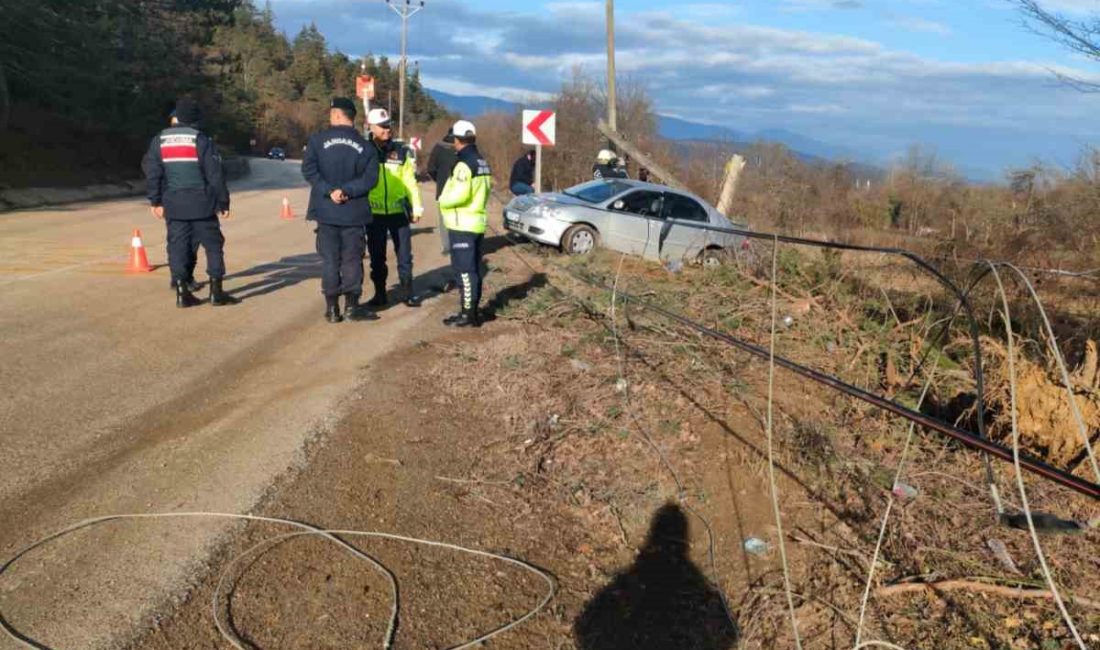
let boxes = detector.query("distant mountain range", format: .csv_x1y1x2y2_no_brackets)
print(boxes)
427,88,865,166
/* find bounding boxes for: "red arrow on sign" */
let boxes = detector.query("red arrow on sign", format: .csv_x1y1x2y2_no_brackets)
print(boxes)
525,110,554,146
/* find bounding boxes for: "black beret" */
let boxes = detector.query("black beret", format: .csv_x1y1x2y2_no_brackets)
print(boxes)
330,97,357,116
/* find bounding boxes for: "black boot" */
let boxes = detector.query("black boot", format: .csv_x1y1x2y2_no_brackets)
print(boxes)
447,308,481,328
169,278,202,292
324,296,343,323
209,277,240,306
176,281,201,308
344,293,378,321
401,278,422,307
367,281,387,307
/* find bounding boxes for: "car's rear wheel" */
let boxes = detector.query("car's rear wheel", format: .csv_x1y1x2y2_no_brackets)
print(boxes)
562,224,598,255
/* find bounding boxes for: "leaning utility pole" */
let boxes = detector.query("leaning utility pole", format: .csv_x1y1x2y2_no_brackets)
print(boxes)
605,0,618,142
385,0,425,141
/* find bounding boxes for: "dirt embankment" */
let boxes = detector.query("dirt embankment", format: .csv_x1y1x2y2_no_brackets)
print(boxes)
116,240,1099,649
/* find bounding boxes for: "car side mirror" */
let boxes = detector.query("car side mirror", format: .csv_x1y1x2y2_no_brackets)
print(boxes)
650,200,662,214
612,200,625,210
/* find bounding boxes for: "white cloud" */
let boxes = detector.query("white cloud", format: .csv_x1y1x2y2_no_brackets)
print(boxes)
780,0,865,11
885,15,952,35
267,0,1100,173
1040,0,1100,14
419,75,554,103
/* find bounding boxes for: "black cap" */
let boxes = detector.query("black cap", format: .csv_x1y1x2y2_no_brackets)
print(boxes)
442,127,455,144
331,97,357,116
173,98,200,125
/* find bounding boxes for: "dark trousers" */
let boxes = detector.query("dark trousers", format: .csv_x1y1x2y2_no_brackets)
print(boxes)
367,213,413,289
167,218,224,282
315,223,367,297
167,225,200,281
449,230,483,311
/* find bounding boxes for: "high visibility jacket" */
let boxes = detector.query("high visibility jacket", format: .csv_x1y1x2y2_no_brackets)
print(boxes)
439,145,492,234
142,125,229,221
369,138,422,216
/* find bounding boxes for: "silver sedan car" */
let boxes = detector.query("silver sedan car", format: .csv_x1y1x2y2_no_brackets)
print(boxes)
503,179,749,265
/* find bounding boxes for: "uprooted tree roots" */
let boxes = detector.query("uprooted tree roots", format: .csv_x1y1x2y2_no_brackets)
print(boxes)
979,337,1100,466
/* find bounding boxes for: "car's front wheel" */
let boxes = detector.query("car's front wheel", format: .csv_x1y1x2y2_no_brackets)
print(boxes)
562,224,598,255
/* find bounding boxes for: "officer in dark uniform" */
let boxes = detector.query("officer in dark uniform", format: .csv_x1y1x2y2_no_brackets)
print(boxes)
426,132,458,291
426,134,457,249
142,98,238,308
302,97,380,323
592,149,629,180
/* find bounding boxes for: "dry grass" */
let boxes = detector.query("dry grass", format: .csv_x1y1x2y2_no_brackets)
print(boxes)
460,238,1100,649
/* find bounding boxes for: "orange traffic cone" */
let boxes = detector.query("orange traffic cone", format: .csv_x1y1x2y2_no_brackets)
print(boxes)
280,196,294,220
127,228,153,273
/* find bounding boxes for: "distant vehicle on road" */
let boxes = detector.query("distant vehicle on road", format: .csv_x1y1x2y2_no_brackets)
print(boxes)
267,147,286,161
503,179,750,266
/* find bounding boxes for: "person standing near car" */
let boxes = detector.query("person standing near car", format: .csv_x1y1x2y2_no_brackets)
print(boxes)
302,97,379,323
593,149,628,180
365,108,424,308
510,150,536,196
438,119,491,328
142,98,239,309
426,132,458,291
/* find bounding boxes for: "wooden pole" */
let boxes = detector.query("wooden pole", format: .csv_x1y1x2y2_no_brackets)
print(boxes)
715,155,747,216
596,120,688,191
606,0,617,137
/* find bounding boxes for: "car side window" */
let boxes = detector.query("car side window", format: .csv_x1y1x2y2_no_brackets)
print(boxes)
610,191,664,218
662,193,709,222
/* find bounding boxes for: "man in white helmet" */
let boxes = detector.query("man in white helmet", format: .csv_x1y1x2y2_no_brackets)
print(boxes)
365,108,424,308
438,119,492,327
593,149,628,180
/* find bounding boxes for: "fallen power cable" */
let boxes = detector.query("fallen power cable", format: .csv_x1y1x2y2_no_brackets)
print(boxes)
488,203,1100,499
568,266,1099,501
499,195,1005,504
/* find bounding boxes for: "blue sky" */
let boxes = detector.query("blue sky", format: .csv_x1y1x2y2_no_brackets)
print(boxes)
268,0,1100,178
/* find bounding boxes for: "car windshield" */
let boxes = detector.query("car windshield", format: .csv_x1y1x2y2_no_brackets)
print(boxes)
563,180,633,203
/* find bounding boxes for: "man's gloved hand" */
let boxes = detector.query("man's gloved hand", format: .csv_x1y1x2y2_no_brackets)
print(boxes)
411,206,424,224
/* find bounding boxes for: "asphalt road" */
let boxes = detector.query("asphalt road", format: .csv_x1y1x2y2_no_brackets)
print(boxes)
0,159,454,649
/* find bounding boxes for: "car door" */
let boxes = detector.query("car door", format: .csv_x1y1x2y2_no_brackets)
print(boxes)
606,190,665,259
652,192,711,262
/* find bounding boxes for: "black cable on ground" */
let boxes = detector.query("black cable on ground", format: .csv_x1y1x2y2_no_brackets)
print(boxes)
499,201,998,485
564,265,1099,501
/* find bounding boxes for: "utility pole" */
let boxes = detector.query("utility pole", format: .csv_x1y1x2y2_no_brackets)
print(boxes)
386,0,425,141
606,0,617,144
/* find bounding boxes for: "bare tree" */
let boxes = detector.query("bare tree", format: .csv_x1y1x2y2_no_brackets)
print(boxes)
1013,0,1100,91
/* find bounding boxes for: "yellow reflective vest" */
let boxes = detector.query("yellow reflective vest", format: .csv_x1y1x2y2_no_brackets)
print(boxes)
369,139,422,216
438,145,492,234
